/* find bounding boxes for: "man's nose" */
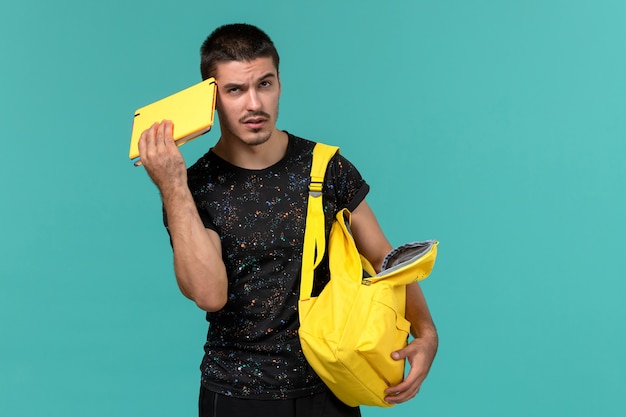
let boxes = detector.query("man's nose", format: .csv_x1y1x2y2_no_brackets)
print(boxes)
246,89,262,111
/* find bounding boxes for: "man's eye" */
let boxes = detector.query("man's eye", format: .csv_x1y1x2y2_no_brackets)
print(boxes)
260,81,271,88
228,88,240,93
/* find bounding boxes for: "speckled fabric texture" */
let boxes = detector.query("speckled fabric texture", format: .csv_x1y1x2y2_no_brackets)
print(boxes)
166,133,369,399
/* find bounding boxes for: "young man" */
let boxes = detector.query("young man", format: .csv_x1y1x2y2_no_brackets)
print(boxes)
138,24,438,417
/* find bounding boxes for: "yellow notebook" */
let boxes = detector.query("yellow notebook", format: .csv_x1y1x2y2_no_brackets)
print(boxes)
129,77,217,166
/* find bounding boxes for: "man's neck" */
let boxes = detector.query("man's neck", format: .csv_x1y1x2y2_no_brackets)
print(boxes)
212,129,289,170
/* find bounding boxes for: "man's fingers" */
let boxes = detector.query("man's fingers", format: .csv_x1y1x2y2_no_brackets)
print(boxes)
138,122,158,161
138,120,175,162
163,120,174,145
155,119,174,148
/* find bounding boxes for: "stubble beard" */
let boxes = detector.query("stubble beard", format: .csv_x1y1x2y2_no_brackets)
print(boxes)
245,129,272,146
240,106,279,147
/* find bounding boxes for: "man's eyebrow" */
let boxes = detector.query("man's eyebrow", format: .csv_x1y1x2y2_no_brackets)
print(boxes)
221,73,277,90
221,81,243,90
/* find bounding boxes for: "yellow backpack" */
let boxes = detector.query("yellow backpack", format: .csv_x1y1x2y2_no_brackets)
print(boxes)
299,143,438,407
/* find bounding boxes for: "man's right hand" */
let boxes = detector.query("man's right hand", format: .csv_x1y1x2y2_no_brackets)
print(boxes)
137,120,188,194
137,119,228,312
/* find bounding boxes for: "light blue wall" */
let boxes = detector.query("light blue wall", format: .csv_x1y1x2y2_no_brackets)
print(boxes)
1,1,625,416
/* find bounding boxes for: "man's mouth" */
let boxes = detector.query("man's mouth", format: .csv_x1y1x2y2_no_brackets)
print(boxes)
240,112,271,128
243,117,266,129
241,112,271,130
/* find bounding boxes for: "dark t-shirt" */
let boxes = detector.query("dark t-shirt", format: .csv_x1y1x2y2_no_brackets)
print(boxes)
169,133,369,399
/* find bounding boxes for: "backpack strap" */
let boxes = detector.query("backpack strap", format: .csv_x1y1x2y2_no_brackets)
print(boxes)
300,143,339,301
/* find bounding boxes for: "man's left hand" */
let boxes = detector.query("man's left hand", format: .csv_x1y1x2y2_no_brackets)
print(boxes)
384,333,438,404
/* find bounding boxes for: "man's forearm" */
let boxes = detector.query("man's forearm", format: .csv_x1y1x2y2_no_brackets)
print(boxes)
163,186,228,312
405,282,438,341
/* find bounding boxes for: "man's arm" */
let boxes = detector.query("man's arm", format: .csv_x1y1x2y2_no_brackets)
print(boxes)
385,282,438,404
138,120,228,312
350,199,438,404
349,200,392,272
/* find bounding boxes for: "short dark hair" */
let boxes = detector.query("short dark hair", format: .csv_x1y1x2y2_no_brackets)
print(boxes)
200,23,280,80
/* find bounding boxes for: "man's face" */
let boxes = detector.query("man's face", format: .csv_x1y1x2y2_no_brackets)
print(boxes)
214,57,281,146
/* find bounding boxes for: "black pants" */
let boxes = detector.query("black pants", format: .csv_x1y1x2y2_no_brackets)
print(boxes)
199,386,361,417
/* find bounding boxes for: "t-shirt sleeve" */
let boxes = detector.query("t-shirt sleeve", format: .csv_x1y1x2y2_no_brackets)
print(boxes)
162,204,218,234
325,152,370,212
